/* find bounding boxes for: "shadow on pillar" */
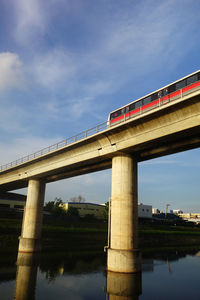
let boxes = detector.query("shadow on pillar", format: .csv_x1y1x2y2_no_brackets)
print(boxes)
106,271,142,300
14,252,39,300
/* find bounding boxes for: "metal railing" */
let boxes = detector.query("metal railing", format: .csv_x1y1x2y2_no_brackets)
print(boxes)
0,86,198,173
0,122,108,172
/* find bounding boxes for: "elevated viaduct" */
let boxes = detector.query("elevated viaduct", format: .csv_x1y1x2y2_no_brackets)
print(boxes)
0,86,200,273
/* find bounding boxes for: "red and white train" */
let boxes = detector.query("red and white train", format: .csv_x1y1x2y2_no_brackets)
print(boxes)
108,70,200,125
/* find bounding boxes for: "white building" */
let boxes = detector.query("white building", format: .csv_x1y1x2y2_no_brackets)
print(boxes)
138,203,152,219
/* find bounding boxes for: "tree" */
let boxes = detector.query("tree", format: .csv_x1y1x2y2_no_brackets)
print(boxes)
103,201,109,220
104,201,109,213
67,206,79,217
44,197,66,216
70,195,86,203
44,201,55,212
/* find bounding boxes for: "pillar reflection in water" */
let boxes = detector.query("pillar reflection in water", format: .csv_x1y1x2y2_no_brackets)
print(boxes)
106,271,142,300
14,253,39,300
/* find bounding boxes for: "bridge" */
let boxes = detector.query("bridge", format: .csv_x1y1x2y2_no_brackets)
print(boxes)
0,85,200,273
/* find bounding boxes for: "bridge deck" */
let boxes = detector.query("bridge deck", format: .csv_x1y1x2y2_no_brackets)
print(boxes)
0,89,200,191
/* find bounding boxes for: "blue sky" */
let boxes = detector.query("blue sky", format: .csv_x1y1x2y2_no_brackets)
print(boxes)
0,0,199,212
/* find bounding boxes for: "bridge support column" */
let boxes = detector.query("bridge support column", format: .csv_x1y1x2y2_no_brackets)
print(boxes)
107,153,141,273
18,179,46,253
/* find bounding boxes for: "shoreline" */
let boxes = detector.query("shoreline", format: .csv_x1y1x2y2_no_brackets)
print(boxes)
1,217,200,253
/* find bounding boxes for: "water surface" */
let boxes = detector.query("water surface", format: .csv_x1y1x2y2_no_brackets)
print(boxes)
1,248,200,299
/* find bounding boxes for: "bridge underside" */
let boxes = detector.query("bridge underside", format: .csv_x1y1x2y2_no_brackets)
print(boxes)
0,95,200,192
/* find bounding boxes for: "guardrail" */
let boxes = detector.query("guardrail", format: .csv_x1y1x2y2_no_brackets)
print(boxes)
0,86,197,172
0,121,108,172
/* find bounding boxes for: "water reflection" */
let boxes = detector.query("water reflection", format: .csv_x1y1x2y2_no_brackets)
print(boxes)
14,253,39,300
0,247,199,300
106,271,142,300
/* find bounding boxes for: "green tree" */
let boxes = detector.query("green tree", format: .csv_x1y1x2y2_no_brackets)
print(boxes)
44,201,55,212
67,206,79,217
44,197,66,216
103,201,109,220
54,197,64,206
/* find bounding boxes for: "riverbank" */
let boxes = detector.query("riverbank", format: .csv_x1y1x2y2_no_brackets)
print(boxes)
1,217,200,253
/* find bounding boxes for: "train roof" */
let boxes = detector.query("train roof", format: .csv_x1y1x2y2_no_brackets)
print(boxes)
109,69,200,115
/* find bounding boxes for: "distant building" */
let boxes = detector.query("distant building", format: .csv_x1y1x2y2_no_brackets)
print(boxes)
62,202,152,219
152,208,160,214
61,202,106,219
173,209,183,214
138,203,152,219
0,192,26,210
178,213,200,224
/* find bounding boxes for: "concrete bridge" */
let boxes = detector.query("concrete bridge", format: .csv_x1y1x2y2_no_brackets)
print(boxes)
0,86,200,273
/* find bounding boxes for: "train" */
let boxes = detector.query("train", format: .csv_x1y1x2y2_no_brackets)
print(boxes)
108,70,200,125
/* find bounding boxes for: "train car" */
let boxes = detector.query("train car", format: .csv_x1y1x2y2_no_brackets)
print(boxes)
108,70,200,126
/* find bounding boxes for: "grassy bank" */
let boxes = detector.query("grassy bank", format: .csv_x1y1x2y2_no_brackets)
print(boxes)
1,217,200,253
139,224,200,249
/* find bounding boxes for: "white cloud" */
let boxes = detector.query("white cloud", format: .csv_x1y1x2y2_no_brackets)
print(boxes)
70,96,93,119
10,0,198,120
0,52,24,91
14,0,46,44
30,49,76,89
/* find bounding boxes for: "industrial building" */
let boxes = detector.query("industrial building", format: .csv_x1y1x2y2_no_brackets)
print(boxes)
61,202,152,220
61,202,106,219
0,192,26,210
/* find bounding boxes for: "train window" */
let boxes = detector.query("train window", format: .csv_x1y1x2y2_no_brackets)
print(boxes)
129,102,135,111
143,96,151,106
168,84,176,94
163,88,168,96
176,80,186,90
186,74,198,86
110,109,122,120
151,93,158,101
198,72,200,80
110,113,114,120
126,106,130,113
135,100,142,109
158,90,162,98
121,108,126,114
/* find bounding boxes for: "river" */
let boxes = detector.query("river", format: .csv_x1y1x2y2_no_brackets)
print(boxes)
0,248,200,299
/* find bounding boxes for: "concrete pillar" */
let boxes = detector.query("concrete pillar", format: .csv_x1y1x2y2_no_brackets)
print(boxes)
107,153,141,273
18,179,46,253
14,253,39,300
106,271,142,300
